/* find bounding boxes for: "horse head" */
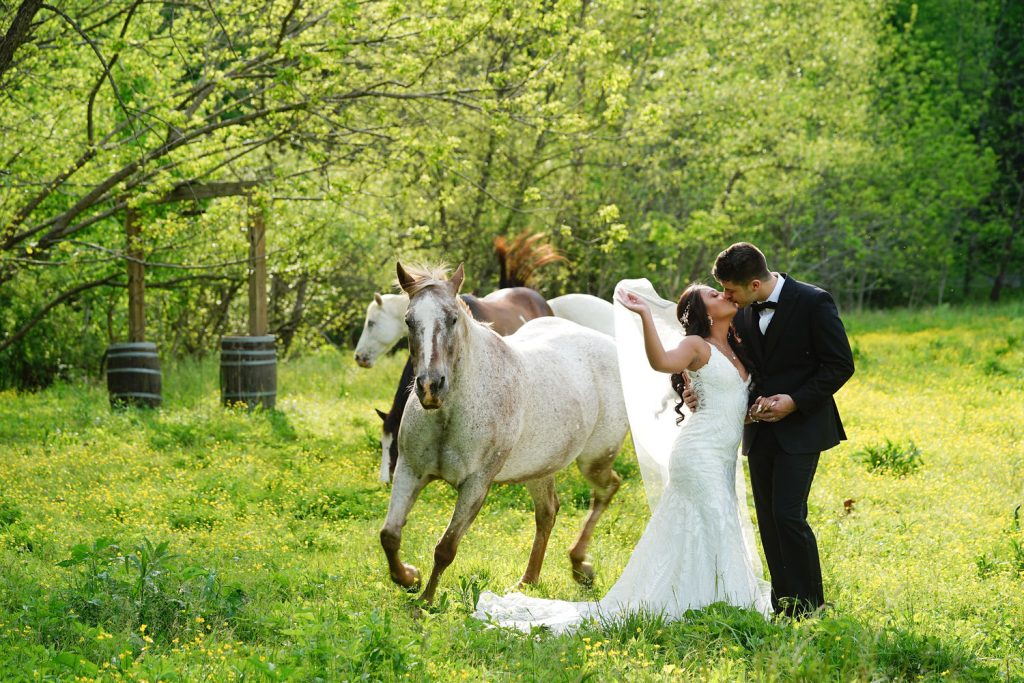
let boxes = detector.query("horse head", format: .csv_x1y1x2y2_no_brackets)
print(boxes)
354,292,409,367
397,261,466,410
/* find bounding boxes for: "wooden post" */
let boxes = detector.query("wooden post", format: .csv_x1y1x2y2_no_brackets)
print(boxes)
126,208,145,342
248,198,268,336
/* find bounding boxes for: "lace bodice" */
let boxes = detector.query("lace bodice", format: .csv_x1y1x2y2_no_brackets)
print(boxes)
682,343,750,440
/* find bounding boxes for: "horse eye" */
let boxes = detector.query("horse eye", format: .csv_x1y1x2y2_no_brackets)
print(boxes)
367,321,375,328
448,315,457,326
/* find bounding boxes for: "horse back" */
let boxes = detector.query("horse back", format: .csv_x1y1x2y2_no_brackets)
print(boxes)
493,318,626,483
460,287,552,336
547,294,615,338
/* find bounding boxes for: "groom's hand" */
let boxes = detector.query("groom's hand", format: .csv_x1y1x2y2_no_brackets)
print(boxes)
682,378,698,411
751,394,796,422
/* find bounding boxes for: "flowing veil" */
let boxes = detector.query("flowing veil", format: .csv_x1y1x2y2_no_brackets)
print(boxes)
613,279,764,579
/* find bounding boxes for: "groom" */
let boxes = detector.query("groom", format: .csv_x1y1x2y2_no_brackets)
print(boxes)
711,242,854,618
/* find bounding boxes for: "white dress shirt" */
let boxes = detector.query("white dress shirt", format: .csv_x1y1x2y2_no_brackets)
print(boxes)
758,273,785,335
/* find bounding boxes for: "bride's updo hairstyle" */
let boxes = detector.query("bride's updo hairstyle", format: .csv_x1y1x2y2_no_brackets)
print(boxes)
670,283,752,423
676,284,711,337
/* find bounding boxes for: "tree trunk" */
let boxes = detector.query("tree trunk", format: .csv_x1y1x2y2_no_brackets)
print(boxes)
126,209,146,342
248,199,268,336
0,0,44,83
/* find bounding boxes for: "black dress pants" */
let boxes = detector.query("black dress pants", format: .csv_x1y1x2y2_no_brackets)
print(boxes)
747,426,824,616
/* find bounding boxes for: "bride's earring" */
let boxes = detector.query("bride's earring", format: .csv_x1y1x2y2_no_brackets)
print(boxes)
708,315,714,327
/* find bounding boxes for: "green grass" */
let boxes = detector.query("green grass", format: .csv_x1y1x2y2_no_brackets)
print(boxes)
0,303,1023,681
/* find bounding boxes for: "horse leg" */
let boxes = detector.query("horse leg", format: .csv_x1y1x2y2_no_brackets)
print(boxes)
380,458,430,591
569,451,621,585
519,476,559,586
419,472,493,605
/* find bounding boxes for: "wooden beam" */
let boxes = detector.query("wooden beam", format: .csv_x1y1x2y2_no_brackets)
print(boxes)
126,208,145,342
248,199,268,336
156,180,261,205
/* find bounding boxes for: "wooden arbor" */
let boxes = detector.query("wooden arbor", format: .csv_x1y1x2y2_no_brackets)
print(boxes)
104,181,267,409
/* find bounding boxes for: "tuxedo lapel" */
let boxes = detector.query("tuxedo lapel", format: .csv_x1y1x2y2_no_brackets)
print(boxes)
762,275,798,360
739,305,764,366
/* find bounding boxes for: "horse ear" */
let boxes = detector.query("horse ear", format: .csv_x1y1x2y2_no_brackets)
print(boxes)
450,263,465,294
374,292,384,307
375,408,388,421
397,262,415,293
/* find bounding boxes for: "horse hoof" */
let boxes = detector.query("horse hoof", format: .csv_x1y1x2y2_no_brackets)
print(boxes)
402,564,421,591
517,575,540,588
572,562,595,587
391,564,421,591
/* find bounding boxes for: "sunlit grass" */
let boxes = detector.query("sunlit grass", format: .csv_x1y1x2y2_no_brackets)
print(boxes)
0,303,1022,680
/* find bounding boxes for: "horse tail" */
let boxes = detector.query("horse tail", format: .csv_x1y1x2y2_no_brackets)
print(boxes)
494,229,567,289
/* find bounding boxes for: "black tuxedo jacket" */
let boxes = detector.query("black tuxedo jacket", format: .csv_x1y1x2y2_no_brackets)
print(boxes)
736,276,855,455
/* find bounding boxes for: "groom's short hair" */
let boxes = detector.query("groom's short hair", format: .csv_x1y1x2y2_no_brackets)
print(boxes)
713,243,771,285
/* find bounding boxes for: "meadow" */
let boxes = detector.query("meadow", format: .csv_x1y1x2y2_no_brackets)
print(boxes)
1,303,1022,681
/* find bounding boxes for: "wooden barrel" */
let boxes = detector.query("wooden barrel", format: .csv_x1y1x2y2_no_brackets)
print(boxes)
220,335,277,410
105,342,162,408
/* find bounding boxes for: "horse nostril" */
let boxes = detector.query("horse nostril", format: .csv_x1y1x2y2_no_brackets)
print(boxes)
436,376,446,390
416,375,426,392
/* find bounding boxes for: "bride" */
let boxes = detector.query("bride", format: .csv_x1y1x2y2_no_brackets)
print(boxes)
473,279,772,633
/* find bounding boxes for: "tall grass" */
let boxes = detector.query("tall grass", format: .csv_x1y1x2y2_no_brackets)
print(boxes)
0,304,1022,681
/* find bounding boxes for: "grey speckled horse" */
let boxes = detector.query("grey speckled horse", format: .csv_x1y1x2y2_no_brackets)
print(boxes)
380,262,629,605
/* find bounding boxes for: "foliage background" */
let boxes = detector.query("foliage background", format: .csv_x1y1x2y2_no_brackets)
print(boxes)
1,0,1022,388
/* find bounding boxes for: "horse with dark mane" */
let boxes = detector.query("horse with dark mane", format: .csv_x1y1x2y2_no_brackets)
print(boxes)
380,263,627,604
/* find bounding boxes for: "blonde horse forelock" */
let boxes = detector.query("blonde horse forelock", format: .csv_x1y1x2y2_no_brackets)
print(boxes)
395,263,452,297
397,264,471,316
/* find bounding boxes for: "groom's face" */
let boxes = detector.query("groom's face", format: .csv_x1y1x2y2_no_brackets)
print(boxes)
718,279,760,307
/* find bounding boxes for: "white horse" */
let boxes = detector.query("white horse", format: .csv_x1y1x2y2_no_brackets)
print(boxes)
355,290,614,486
358,288,553,484
547,293,615,338
354,293,410,368
380,263,628,604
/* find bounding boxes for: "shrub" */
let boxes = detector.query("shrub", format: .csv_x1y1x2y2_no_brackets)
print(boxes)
56,537,245,640
857,439,923,476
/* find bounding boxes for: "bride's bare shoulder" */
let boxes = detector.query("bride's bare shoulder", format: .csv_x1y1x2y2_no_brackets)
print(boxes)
679,335,711,370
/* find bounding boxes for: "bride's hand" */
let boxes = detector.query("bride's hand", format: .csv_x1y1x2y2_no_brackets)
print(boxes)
615,289,650,315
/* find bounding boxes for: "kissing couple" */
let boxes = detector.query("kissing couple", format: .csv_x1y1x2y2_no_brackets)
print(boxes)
474,242,855,632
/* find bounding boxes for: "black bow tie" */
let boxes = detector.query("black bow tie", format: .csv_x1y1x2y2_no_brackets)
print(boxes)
751,300,777,313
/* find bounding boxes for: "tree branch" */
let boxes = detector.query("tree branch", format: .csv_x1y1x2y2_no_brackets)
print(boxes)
0,0,44,84
3,101,307,253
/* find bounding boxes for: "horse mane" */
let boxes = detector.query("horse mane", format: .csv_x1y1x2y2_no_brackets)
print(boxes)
396,263,474,317
494,229,566,288
395,263,452,297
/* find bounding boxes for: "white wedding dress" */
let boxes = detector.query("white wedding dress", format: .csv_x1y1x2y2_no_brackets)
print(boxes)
473,279,772,634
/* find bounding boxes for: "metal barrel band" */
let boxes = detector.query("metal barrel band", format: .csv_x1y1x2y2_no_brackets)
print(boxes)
107,368,162,376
